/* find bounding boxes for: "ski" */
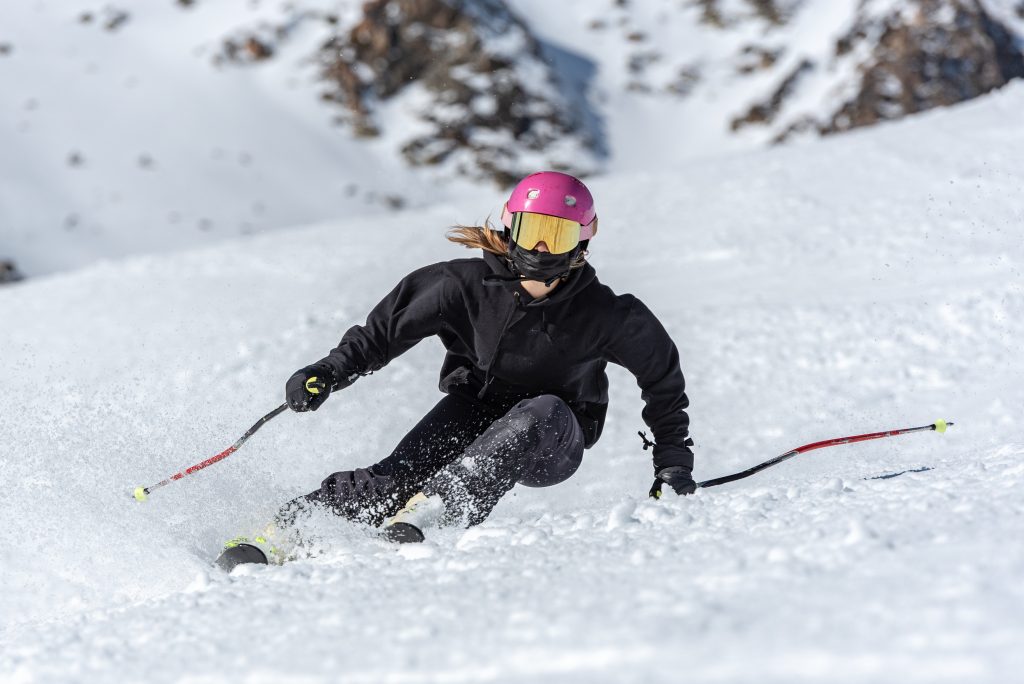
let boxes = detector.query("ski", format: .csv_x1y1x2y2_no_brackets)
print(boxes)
214,543,269,572
382,522,425,544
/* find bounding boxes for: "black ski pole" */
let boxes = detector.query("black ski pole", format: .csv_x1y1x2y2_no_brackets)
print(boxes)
648,419,953,499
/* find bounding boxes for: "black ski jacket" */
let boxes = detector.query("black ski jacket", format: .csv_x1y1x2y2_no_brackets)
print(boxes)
315,250,694,472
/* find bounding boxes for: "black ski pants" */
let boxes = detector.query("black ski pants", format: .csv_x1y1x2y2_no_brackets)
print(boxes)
309,393,585,526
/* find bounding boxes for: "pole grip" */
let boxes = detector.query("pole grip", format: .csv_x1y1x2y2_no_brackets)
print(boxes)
305,377,327,395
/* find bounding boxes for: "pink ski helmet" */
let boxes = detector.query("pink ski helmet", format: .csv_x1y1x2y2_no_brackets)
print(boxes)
501,171,598,240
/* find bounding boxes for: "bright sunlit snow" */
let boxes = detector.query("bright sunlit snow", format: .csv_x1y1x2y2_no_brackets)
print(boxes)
1,75,1023,684
0,0,481,276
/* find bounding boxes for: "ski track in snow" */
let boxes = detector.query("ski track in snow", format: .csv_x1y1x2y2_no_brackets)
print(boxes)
2,85,1024,682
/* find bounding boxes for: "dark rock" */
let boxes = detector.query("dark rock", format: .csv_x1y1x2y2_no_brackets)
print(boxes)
666,65,701,97
316,0,597,183
243,36,273,61
628,51,661,75
0,43,12,57
103,8,130,32
215,15,305,66
694,0,728,27
693,0,800,28
0,260,24,284
736,45,783,74
746,0,790,25
731,59,814,130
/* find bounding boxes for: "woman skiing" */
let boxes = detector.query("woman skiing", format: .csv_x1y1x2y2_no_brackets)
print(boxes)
284,171,696,541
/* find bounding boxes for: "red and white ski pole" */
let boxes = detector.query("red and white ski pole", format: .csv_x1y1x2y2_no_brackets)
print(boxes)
649,419,954,498
133,403,289,502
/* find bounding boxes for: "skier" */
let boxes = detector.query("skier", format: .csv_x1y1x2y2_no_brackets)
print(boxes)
283,171,696,540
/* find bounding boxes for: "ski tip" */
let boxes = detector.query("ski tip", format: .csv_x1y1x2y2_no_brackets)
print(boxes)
133,487,148,502
214,543,269,572
383,522,425,544
933,419,953,434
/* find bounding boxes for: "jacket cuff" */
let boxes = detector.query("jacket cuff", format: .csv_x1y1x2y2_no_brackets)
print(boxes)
310,359,348,391
652,442,694,473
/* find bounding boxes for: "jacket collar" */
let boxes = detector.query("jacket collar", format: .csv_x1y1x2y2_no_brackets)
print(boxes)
481,250,596,307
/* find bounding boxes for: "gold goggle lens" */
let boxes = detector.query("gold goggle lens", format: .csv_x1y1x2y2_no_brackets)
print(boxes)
511,212,582,254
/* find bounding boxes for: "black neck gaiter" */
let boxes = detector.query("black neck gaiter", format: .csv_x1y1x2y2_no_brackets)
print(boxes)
508,244,579,285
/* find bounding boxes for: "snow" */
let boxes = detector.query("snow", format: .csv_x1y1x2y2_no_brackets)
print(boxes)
0,0,478,277
2,77,1024,681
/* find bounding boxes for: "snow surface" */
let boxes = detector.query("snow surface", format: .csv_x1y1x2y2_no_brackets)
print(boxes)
1,82,1024,682
0,0,480,276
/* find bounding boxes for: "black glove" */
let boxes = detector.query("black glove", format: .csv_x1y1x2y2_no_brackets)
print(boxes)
286,364,335,412
656,465,697,496
321,467,395,503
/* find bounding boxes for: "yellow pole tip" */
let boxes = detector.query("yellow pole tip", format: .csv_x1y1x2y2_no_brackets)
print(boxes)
934,419,949,434
133,487,149,502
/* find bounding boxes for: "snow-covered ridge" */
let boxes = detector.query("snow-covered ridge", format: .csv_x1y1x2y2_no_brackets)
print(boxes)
1,82,1022,682
215,0,1024,163
210,0,605,184
2,0,1023,279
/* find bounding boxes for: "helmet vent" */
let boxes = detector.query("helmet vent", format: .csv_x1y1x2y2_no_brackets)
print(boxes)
564,195,577,207
527,189,540,199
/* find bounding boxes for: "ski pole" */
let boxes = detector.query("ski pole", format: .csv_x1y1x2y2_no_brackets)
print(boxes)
649,419,953,499
133,402,290,501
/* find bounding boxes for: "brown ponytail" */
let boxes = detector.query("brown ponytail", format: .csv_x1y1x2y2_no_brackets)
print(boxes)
445,222,509,256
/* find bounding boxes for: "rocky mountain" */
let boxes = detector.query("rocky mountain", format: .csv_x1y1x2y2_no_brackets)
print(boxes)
212,0,1024,176
214,0,603,185
3,0,1023,280
730,0,1024,140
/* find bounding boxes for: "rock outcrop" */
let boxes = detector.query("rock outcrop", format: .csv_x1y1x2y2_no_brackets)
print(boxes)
315,0,599,185
1,260,24,285
205,0,1024,175
824,0,1024,134
730,0,1024,140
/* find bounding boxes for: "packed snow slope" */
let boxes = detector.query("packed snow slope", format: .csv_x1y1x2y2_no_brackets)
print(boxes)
1,84,1023,682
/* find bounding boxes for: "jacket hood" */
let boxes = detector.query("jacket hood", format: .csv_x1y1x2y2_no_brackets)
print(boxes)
481,249,597,307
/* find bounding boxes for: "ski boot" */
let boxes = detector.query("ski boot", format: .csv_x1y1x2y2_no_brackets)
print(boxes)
382,492,446,544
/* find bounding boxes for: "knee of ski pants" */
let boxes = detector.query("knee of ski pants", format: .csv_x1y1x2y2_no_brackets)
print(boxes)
506,395,584,488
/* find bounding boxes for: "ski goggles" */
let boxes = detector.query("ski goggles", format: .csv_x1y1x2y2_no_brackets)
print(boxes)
509,211,582,254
